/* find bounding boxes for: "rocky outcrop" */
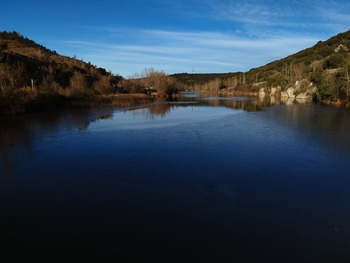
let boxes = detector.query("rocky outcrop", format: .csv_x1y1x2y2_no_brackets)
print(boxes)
258,88,266,97
281,87,296,98
335,44,348,53
270,86,281,96
258,80,316,102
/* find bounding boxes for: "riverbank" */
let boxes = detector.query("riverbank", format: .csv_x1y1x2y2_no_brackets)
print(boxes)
321,98,350,109
0,93,154,116
218,88,350,109
70,93,154,108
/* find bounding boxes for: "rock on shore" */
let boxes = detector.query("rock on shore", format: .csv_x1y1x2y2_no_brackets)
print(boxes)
258,80,316,102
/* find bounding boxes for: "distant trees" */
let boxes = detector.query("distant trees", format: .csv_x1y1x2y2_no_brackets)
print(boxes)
195,78,221,92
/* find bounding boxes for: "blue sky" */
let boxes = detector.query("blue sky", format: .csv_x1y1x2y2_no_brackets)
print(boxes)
2,0,350,77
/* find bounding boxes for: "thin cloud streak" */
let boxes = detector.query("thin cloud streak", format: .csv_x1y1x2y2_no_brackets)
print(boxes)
3,0,349,78
207,0,350,37
56,28,320,77
210,1,302,26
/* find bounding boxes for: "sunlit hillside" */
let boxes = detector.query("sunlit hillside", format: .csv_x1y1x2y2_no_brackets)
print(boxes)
173,30,350,103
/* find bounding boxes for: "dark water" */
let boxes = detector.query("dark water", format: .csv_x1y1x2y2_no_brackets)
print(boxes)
1,93,350,262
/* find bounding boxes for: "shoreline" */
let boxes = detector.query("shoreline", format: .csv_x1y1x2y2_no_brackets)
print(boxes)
2,91,349,117
0,93,154,117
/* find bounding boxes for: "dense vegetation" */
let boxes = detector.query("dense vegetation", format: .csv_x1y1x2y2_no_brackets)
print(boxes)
172,30,350,104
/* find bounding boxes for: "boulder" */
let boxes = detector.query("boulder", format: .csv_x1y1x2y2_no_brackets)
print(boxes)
258,88,266,97
281,91,288,98
286,87,296,98
281,87,296,98
270,86,281,96
295,81,301,89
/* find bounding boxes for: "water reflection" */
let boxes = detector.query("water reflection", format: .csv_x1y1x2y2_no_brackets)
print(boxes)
147,102,173,119
0,108,115,177
0,94,265,177
1,93,350,262
137,93,279,120
264,103,350,152
200,96,268,112
1,93,350,177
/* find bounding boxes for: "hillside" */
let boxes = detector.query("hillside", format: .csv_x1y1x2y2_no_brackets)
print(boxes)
173,30,350,104
0,31,123,115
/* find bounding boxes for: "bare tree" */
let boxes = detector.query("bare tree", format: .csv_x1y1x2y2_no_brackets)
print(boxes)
0,62,25,93
139,68,176,95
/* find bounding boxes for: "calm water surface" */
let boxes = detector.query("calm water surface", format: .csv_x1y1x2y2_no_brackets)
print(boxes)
1,94,350,262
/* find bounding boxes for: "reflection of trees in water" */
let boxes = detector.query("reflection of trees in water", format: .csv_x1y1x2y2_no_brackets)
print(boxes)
277,104,350,152
148,103,172,119
135,96,279,120
135,103,198,120
0,108,114,177
0,118,32,177
2,94,350,176
202,98,265,112
198,96,280,112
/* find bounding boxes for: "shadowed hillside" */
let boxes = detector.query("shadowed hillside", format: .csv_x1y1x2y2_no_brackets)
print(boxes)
0,31,124,115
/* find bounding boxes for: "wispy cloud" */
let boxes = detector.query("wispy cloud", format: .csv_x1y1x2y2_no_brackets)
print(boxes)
46,0,348,77
53,27,320,77
209,1,302,27
316,2,350,32
5,0,350,78
205,0,349,38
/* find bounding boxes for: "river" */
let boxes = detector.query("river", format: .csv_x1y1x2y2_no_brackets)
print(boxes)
1,93,350,262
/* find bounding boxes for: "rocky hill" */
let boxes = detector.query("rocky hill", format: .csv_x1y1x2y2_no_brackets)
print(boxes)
173,30,350,105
